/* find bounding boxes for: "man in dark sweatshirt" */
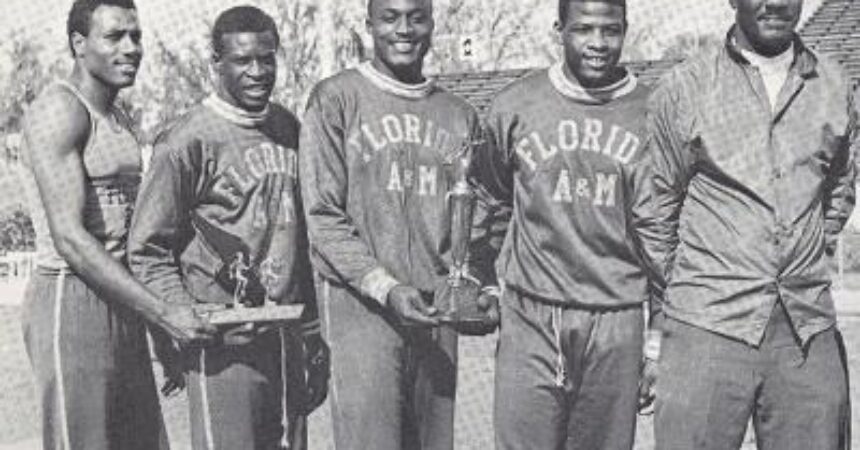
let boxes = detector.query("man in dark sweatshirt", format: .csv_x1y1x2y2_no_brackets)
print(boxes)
299,0,497,448
128,6,325,449
476,0,650,448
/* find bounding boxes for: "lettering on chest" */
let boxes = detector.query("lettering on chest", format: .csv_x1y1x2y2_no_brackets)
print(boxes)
515,118,641,171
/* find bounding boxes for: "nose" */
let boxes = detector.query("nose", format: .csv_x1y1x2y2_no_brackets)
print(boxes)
587,30,609,50
395,16,413,36
247,59,265,78
120,34,142,58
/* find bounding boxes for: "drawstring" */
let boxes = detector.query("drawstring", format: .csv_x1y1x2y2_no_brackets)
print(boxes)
551,305,567,388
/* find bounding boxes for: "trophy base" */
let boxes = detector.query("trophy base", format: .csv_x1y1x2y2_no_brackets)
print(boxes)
437,312,497,336
194,304,304,327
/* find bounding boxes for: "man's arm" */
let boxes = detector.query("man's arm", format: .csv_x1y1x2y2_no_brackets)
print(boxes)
630,74,697,305
822,87,859,255
25,89,214,346
127,134,200,305
299,86,436,325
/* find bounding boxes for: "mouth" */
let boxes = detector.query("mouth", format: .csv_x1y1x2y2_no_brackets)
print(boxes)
116,62,139,75
582,55,610,70
243,85,271,97
391,41,420,53
758,15,793,27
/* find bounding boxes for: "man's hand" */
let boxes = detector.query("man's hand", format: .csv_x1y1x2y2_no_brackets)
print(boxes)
477,289,501,328
638,358,658,414
158,303,218,348
220,322,272,346
303,332,330,414
150,328,186,397
638,329,662,414
387,285,439,327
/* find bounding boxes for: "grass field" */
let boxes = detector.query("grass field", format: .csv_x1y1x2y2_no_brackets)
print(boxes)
1,281,859,449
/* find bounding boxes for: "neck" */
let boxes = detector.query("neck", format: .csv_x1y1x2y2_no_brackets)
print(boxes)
371,58,425,85
732,25,793,58
562,62,625,89
69,65,118,114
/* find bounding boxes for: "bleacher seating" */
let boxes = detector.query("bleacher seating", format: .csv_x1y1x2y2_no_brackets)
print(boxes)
800,0,860,88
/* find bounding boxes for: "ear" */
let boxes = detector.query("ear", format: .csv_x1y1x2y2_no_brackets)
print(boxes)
71,31,87,58
553,21,564,45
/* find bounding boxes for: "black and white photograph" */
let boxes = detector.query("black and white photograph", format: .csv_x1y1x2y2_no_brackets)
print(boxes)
0,0,858,449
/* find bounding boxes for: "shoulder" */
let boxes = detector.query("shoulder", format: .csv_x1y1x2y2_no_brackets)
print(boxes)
487,69,549,116
150,104,213,159
429,85,479,120
24,84,91,152
306,68,363,107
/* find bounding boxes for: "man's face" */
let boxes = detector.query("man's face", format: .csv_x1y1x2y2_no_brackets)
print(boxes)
74,5,143,89
731,0,802,55
558,1,626,88
367,0,434,80
214,31,278,112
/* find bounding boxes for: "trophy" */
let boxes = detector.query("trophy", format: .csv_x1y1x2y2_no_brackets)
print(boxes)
194,253,304,327
434,138,496,335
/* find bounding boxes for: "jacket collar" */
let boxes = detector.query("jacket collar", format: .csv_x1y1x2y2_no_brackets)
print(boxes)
724,25,817,79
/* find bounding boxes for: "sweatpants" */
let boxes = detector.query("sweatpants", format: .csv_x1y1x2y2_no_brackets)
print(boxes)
320,280,458,450
22,269,168,450
494,288,644,450
186,327,307,450
655,302,850,450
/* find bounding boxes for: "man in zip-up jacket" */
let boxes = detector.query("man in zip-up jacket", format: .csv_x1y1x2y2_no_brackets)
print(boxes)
476,1,650,448
299,0,497,448
634,0,857,448
128,7,324,449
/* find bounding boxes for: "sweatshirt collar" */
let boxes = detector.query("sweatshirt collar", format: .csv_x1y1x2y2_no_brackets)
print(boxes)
203,94,270,128
357,61,435,99
548,61,638,104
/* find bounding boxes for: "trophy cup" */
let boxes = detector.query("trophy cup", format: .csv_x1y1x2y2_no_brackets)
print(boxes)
434,140,496,335
194,253,304,327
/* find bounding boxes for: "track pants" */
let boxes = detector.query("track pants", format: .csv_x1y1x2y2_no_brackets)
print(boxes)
320,280,458,450
655,302,850,450
494,288,644,450
22,269,167,450
186,327,307,450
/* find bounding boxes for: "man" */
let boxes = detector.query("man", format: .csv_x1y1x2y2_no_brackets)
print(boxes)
635,0,856,448
128,6,325,449
299,0,497,448
20,0,216,449
476,0,650,448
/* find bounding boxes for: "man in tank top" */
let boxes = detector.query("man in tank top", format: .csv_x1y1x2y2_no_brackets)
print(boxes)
20,1,216,448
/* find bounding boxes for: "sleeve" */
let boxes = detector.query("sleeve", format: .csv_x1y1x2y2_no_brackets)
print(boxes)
298,86,400,305
630,73,698,326
128,133,200,304
468,102,516,291
822,86,859,255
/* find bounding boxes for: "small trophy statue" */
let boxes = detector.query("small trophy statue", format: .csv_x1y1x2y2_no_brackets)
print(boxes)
434,139,495,335
195,253,304,327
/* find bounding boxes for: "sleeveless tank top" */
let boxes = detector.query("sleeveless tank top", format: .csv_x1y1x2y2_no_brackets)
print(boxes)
23,80,142,269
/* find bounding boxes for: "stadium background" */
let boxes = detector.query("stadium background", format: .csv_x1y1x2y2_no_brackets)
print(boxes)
1,0,858,448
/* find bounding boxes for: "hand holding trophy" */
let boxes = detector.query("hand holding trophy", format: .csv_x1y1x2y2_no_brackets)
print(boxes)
194,253,304,329
434,139,500,335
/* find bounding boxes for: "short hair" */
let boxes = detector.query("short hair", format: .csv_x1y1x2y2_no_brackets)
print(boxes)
211,6,280,57
66,0,137,55
367,0,433,17
558,0,627,26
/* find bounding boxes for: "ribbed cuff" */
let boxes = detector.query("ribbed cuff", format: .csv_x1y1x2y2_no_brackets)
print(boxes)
301,318,321,335
360,267,401,305
481,285,502,298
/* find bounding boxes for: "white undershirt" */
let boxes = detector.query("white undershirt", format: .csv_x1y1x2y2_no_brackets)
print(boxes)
739,43,794,111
